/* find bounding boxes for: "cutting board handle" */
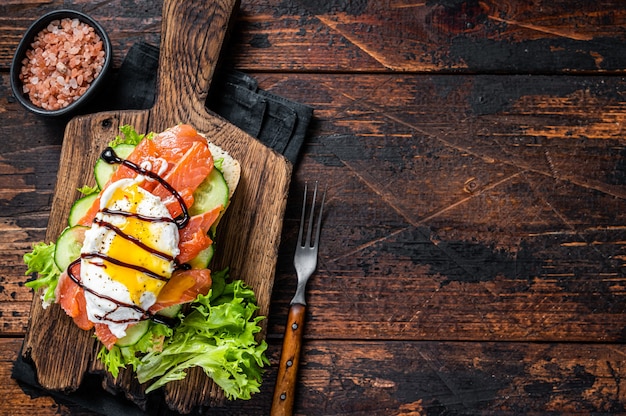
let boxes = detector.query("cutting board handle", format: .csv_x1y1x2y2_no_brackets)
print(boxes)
151,0,239,129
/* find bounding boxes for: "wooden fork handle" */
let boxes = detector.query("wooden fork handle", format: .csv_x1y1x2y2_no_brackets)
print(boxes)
271,303,306,416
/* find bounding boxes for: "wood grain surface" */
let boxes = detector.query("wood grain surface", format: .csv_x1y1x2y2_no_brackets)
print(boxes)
2,0,626,415
2,0,626,73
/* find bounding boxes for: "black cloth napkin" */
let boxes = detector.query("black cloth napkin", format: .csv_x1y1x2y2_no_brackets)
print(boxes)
12,41,313,415
108,41,312,165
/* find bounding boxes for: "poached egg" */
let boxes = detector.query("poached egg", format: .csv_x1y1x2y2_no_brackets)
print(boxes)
80,177,179,338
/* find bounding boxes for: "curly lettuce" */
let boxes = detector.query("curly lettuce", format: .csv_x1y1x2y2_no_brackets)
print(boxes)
109,124,154,147
24,241,61,308
98,270,268,400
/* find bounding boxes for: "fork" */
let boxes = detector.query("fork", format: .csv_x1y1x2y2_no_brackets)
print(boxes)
271,182,326,416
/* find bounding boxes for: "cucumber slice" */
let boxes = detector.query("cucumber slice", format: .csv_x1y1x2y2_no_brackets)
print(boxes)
188,244,215,269
157,304,182,319
189,169,229,216
94,144,135,189
54,225,89,271
68,193,98,226
115,320,150,347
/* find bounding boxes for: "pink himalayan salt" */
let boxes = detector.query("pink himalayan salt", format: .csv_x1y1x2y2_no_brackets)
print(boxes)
19,18,105,111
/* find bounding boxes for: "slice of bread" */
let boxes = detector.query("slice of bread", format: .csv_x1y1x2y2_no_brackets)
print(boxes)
204,138,241,200
198,132,241,230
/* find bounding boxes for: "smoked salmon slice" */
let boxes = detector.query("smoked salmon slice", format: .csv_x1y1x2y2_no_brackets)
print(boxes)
152,140,214,219
55,268,93,331
177,206,222,264
151,124,206,162
150,268,212,313
94,323,119,350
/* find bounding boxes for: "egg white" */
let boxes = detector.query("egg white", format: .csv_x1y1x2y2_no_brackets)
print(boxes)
80,178,180,338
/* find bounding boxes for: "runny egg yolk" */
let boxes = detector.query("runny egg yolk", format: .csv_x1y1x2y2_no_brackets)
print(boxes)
100,261,166,305
102,183,176,304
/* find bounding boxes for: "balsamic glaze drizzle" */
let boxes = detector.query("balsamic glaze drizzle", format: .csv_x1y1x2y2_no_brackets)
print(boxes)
100,146,190,228
67,259,179,328
102,207,176,224
93,216,176,264
82,251,169,282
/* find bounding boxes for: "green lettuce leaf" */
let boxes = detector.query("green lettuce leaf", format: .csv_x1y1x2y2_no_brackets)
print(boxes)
77,184,99,196
24,242,61,307
214,157,224,171
98,322,173,378
109,125,153,147
98,271,268,400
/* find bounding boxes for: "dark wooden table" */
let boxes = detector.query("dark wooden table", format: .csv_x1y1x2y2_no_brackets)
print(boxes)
2,1,626,414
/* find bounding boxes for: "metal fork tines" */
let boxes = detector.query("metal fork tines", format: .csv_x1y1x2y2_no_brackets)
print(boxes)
291,181,325,306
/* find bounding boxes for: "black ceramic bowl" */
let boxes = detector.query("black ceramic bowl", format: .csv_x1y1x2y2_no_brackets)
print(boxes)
10,9,112,117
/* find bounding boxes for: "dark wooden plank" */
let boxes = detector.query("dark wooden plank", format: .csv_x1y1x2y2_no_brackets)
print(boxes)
2,0,626,73
257,0,626,73
4,337,626,415
0,97,62,334
291,341,626,415
1,338,102,416
257,73,626,342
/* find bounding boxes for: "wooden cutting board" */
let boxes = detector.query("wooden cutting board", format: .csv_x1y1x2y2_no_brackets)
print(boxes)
21,0,291,413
